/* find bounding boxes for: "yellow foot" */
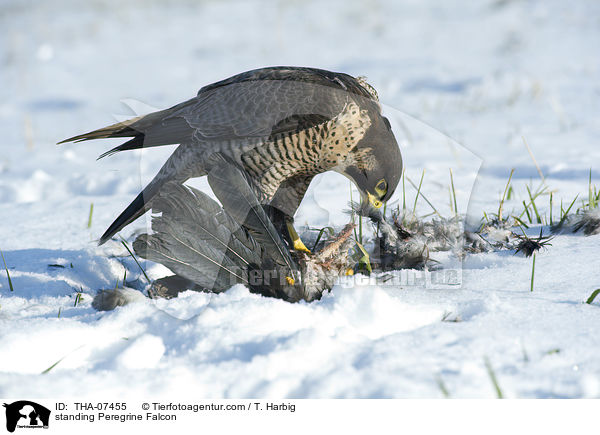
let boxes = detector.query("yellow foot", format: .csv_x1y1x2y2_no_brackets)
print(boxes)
287,222,312,254
293,237,312,253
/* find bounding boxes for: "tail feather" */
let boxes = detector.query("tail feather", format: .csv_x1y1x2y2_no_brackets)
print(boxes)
97,136,145,160
58,100,196,158
57,116,144,144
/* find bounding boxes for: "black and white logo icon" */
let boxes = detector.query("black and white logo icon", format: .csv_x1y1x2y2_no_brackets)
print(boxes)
3,401,50,433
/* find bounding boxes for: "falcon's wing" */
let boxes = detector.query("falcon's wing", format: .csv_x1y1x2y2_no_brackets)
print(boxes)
183,67,372,140
59,67,378,157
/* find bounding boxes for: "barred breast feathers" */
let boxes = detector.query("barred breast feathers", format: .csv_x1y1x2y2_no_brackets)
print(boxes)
241,99,371,199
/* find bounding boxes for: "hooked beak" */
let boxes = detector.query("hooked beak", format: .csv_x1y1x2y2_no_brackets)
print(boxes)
366,192,383,209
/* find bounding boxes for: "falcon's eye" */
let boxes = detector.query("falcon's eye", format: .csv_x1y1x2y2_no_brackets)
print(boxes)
375,179,387,197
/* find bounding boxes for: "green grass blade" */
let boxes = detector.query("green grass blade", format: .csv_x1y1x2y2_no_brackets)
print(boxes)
412,169,425,214
549,192,553,225
498,169,515,222
0,249,14,292
484,356,504,399
120,238,151,283
522,200,532,223
585,289,600,305
435,375,450,398
350,181,358,241
41,357,66,374
512,216,530,229
530,253,536,292
526,185,542,224
358,215,363,245
507,186,514,200
353,242,372,273
407,174,441,217
557,194,579,227
41,345,85,374
402,168,406,213
589,168,593,209
87,202,94,228
312,226,334,251
449,168,458,217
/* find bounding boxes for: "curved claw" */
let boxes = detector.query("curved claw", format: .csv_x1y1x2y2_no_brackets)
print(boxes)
292,237,312,253
286,221,312,254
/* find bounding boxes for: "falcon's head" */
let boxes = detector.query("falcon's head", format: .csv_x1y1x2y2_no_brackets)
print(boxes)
342,114,402,209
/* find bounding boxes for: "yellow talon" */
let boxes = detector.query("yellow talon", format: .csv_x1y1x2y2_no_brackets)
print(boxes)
287,222,311,253
293,237,311,253
345,268,354,276
286,276,295,285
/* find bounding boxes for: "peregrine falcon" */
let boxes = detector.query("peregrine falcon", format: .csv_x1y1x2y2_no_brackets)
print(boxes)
60,66,402,252
127,165,356,302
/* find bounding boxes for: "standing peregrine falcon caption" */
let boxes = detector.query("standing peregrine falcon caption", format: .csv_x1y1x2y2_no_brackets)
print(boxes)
59,66,402,253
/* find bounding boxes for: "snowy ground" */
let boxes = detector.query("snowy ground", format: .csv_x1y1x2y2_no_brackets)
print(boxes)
1,0,599,398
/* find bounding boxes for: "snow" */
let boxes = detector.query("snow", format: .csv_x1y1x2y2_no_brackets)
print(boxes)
1,0,600,398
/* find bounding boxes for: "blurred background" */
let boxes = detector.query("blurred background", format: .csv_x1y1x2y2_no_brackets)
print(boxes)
0,0,598,248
